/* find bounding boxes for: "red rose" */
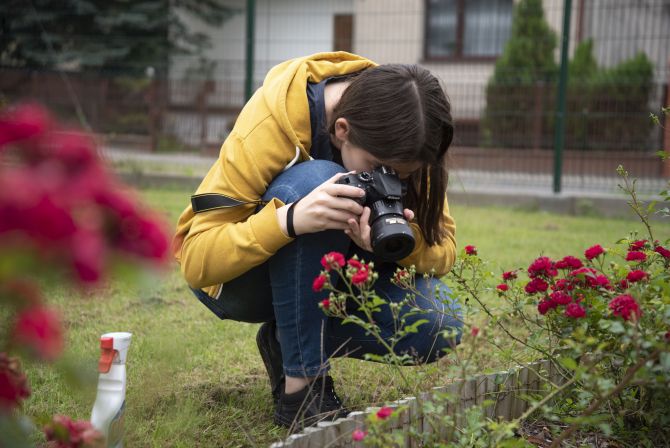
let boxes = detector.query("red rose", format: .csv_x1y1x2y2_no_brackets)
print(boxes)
630,240,648,251
552,278,574,292
0,353,31,411
565,303,586,319
654,245,670,259
320,251,345,271
593,275,612,290
347,258,363,269
312,274,328,292
549,291,572,306
525,278,548,294
470,327,480,337
625,251,646,262
584,244,605,260
527,256,557,278
0,103,51,146
464,245,477,256
320,299,330,310
569,267,609,289
117,214,169,261
71,229,106,284
496,283,509,292
376,406,394,420
393,269,411,286
618,279,630,290
555,256,583,270
502,271,517,281
537,299,554,315
351,268,370,285
11,306,64,361
626,270,648,283
609,295,642,321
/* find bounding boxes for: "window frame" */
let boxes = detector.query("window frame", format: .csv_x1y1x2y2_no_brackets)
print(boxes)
423,0,510,63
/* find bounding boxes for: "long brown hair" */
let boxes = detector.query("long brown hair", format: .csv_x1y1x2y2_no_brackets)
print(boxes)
328,64,454,246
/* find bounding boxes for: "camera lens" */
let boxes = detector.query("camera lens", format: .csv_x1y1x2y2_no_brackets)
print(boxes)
371,218,415,261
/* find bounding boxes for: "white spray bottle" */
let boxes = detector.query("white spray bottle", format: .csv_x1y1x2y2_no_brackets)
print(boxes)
91,332,132,448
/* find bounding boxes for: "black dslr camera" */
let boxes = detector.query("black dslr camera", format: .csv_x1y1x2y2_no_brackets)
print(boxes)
336,166,415,261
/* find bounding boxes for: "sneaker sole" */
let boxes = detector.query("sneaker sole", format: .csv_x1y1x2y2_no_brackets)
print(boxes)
256,322,283,400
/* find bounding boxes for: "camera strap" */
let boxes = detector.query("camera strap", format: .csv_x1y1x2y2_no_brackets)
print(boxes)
191,193,268,214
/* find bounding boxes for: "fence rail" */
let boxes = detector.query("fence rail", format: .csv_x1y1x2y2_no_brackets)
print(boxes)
1,0,669,192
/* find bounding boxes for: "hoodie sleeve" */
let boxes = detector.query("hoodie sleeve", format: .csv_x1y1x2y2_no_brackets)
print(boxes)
179,123,296,289
397,196,456,277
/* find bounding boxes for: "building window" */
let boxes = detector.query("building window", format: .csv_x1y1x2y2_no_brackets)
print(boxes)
425,0,513,60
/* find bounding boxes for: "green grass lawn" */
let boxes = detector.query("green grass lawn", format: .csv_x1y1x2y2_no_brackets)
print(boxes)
20,187,670,447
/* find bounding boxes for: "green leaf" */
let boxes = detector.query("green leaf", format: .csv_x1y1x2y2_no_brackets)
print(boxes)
559,356,578,371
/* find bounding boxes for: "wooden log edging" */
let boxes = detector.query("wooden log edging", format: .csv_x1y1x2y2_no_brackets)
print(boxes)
269,360,565,448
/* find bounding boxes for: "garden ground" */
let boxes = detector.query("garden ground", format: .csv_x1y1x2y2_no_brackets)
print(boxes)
20,186,670,447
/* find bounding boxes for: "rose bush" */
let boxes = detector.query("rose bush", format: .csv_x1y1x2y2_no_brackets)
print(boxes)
0,104,170,447
313,168,669,446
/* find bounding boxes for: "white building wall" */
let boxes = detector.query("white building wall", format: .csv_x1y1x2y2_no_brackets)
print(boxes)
167,0,353,145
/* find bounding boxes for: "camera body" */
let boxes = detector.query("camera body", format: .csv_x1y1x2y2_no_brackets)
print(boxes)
336,166,415,261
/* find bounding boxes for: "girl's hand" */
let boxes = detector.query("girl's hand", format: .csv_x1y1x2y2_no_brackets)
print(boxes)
281,172,366,236
345,208,414,252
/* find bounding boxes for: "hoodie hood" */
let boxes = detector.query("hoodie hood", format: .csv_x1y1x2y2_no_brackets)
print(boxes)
261,52,377,157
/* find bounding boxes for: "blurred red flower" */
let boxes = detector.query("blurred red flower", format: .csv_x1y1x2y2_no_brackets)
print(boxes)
11,306,64,361
0,353,31,411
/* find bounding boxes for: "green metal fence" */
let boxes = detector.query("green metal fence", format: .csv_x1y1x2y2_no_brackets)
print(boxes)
1,0,669,194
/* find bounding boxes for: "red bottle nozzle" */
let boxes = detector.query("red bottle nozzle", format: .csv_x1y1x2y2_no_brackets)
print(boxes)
98,337,116,373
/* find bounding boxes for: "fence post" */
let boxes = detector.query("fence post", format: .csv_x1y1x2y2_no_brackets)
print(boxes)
664,60,670,177
532,81,546,150
146,67,158,152
553,0,573,194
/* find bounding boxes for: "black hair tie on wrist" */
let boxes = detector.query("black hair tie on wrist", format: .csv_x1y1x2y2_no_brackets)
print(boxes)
286,199,301,238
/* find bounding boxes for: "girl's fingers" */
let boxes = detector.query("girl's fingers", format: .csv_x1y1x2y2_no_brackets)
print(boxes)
403,208,415,220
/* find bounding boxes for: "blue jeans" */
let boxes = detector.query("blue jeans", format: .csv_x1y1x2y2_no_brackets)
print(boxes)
190,160,463,377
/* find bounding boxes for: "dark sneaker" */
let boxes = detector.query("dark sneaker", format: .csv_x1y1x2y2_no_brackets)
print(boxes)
256,321,284,403
274,375,349,429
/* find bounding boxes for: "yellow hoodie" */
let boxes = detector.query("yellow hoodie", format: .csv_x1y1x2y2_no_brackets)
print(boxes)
173,52,457,298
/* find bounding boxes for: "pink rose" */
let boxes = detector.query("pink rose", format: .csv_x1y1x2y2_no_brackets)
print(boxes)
352,429,367,441
320,299,330,310
44,414,105,448
376,406,393,420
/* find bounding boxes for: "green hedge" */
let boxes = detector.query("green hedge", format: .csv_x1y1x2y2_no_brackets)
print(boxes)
483,0,655,151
